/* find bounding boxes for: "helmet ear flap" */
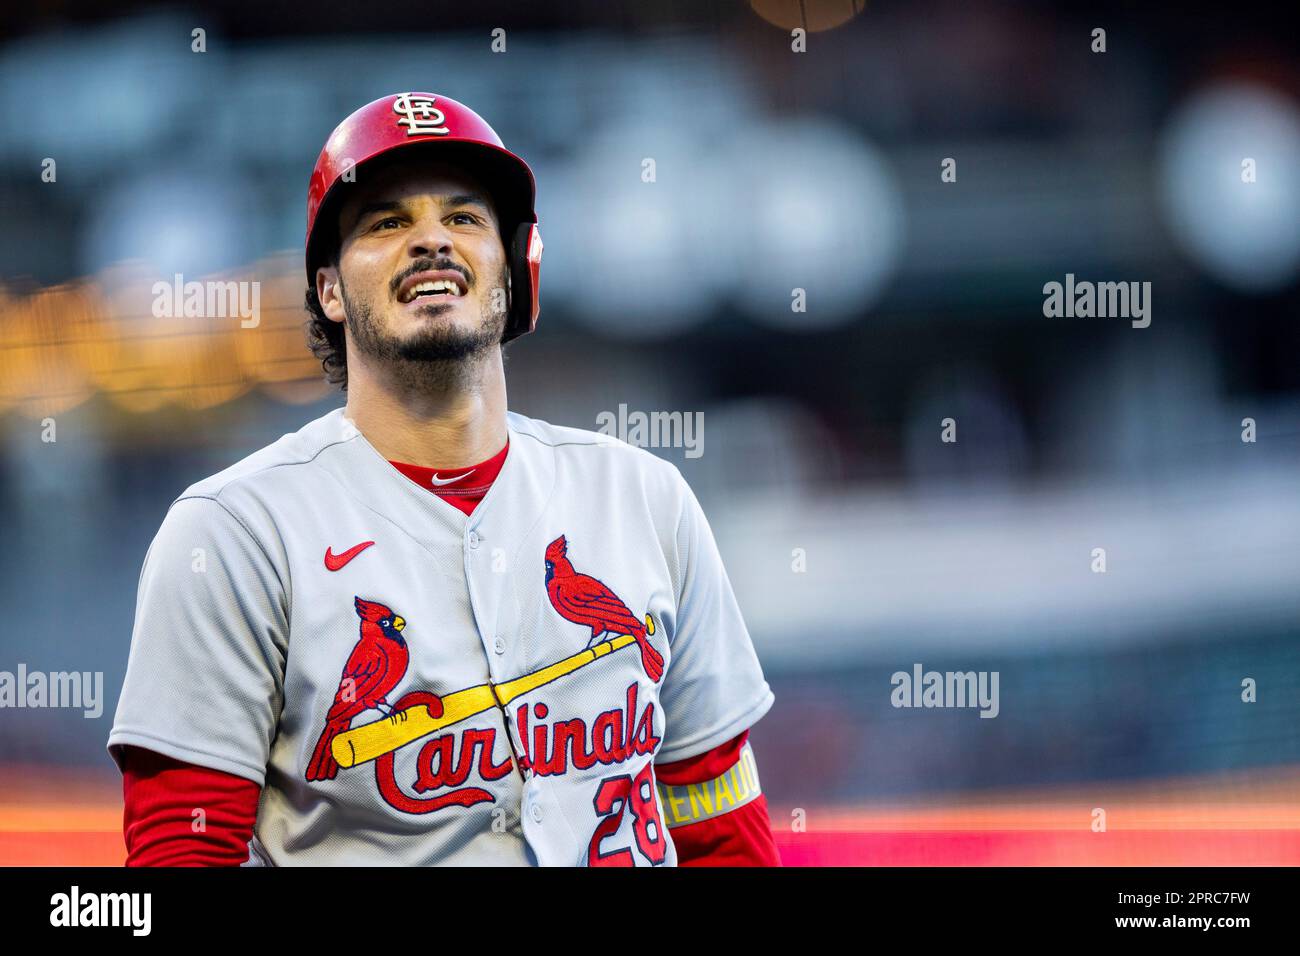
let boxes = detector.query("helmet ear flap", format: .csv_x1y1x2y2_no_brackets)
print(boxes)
502,221,542,343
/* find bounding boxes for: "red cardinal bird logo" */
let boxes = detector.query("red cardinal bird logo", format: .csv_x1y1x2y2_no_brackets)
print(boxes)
544,534,664,683
306,596,411,781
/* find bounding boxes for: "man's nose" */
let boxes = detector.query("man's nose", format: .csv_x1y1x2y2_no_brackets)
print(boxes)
405,213,454,259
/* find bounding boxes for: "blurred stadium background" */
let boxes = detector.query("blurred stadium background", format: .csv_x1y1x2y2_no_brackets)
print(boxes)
1,0,1298,865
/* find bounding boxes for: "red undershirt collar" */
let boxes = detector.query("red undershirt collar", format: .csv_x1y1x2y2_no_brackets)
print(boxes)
387,439,509,516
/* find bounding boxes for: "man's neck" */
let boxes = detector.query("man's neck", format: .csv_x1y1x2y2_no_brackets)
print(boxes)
343,351,509,469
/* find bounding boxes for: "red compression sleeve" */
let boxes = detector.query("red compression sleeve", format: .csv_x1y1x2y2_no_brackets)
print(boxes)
655,730,782,867
121,746,261,867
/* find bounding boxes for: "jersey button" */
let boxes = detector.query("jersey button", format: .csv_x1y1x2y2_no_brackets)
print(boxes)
530,804,544,823
493,637,506,655
468,530,481,549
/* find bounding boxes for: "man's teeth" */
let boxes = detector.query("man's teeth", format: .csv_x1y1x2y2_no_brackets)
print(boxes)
404,279,463,301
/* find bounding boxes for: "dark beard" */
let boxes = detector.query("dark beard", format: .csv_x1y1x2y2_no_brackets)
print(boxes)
339,267,508,390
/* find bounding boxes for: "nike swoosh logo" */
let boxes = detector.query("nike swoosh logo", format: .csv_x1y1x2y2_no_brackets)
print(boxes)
324,541,375,571
430,469,475,487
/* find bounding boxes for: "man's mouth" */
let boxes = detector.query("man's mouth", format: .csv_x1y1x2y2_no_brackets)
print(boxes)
396,271,469,303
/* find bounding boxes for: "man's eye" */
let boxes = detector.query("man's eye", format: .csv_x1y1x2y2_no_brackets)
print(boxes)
372,217,402,231
451,212,479,225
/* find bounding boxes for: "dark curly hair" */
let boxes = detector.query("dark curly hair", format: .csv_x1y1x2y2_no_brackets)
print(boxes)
304,281,348,390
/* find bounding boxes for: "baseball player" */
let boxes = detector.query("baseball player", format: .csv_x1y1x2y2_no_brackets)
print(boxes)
108,92,779,866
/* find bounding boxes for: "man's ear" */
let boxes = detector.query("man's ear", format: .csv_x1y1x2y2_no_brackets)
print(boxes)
315,264,347,324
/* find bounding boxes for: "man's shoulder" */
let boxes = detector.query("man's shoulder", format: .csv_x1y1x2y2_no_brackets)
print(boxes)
176,406,353,505
507,411,684,484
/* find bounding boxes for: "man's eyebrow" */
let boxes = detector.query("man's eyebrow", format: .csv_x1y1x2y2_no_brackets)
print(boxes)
444,194,492,214
347,200,405,229
347,194,492,229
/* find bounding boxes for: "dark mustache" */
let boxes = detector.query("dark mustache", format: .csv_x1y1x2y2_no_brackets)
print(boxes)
391,259,471,295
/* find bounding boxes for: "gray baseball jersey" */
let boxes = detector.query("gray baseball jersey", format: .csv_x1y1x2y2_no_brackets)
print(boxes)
108,407,773,866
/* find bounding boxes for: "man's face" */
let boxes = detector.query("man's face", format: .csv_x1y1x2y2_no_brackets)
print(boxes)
317,158,509,369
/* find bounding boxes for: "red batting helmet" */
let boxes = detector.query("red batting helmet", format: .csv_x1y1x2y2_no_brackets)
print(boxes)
306,92,543,343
